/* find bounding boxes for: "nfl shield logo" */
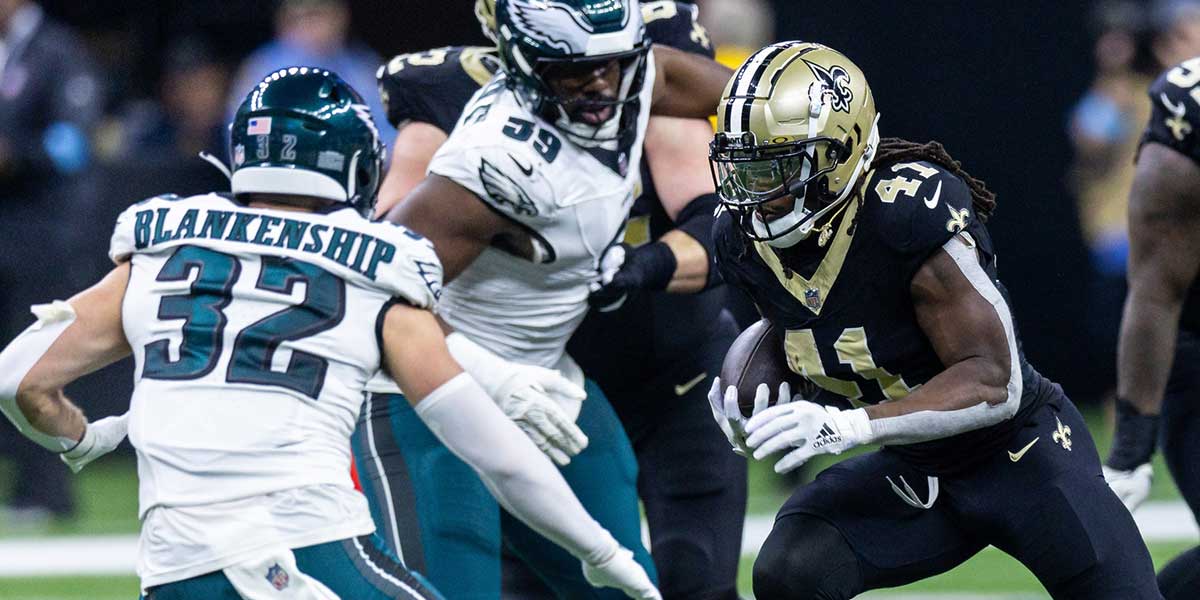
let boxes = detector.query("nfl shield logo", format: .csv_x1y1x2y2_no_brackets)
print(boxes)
265,563,289,591
804,288,821,311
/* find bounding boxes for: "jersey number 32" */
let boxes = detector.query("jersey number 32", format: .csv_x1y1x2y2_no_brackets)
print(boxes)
142,245,344,399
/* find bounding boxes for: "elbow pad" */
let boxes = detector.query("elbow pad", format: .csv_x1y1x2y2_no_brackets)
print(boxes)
0,301,82,452
673,193,721,288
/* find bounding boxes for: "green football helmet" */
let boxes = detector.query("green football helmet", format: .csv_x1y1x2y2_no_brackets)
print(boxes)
229,67,385,218
494,0,649,142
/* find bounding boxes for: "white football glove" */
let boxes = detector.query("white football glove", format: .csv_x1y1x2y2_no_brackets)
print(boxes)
583,545,662,600
61,412,128,473
1103,463,1153,513
745,402,873,474
444,333,588,466
708,378,797,457
493,364,588,466
587,243,629,313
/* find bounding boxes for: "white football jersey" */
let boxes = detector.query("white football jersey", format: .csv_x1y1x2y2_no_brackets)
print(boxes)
425,51,656,371
110,192,443,586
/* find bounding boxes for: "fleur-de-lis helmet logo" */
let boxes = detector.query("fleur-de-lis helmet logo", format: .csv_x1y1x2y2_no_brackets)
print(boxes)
803,59,854,113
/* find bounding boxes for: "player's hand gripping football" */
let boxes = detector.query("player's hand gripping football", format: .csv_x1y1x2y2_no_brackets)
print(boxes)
745,401,873,474
708,378,795,457
583,544,662,600
494,364,589,466
1103,464,1153,513
61,412,129,473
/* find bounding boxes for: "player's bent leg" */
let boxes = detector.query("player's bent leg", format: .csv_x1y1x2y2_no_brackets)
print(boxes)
1160,330,1200,516
766,450,983,599
500,379,655,599
752,513,861,600
984,394,1160,599
293,534,445,599
635,332,745,600
1158,546,1200,600
352,392,500,600
1156,331,1200,600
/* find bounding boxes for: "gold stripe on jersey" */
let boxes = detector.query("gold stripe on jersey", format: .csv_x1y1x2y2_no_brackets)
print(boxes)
751,194,860,316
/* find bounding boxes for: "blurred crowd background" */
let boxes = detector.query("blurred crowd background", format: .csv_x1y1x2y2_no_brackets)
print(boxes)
1,0,1197,523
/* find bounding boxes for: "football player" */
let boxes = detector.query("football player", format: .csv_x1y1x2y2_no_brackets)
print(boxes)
1102,56,1200,599
361,1,733,598
707,42,1162,599
360,2,745,598
0,69,657,600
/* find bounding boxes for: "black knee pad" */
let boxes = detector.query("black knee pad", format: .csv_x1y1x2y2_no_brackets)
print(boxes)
752,513,862,600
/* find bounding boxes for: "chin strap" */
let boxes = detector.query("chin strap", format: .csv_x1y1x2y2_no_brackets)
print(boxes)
198,152,232,181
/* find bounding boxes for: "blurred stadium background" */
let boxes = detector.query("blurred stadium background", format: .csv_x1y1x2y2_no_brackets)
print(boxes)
1,0,1197,598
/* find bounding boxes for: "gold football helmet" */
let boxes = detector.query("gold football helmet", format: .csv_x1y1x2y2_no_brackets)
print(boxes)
475,0,498,41
710,42,880,247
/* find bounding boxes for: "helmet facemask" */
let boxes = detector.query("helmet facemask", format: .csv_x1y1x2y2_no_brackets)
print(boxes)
512,42,650,145
711,113,880,248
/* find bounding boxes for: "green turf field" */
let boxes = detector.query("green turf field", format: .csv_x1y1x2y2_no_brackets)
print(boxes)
0,406,1194,599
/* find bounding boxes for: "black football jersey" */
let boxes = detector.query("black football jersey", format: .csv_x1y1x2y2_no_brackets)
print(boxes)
1140,58,1200,334
377,45,501,134
715,160,1056,475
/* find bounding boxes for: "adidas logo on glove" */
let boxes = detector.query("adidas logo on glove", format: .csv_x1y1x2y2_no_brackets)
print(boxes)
812,424,842,449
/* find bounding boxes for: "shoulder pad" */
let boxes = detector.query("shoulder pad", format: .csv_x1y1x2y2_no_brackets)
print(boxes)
365,222,445,309
865,160,976,256
641,1,714,57
1142,59,1200,165
428,126,558,223
108,193,204,264
376,46,499,132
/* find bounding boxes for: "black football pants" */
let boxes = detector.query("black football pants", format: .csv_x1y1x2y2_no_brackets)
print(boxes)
1157,329,1200,600
755,393,1161,600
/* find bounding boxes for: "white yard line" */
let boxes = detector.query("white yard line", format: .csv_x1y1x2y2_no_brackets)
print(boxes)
0,501,1195,577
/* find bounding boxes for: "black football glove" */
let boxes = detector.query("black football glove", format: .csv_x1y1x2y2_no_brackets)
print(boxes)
587,242,677,312
1105,397,1160,471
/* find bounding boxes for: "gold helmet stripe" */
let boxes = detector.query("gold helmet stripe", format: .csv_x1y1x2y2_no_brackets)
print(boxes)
725,42,799,134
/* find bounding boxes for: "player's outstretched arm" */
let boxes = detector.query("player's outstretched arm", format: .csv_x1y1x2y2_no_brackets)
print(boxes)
375,121,448,217
650,44,733,120
645,115,721,293
0,264,133,471
1105,143,1200,499
380,303,661,600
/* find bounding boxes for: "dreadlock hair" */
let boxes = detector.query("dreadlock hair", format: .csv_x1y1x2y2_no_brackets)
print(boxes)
726,137,997,260
873,137,997,222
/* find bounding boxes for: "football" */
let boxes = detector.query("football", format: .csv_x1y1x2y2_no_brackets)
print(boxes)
719,319,810,418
